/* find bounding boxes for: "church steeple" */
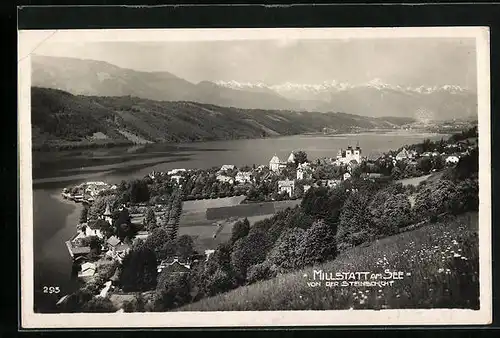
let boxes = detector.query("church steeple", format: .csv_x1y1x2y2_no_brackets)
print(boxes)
103,203,112,217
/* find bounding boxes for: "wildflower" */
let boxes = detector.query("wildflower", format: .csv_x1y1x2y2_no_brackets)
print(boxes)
453,253,461,257
438,268,444,273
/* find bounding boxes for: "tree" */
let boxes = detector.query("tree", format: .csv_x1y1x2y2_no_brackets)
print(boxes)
128,179,150,204
144,228,177,260
87,195,118,221
414,179,458,220
417,157,433,174
246,262,276,285
378,193,411,234
294,150,308,165
81,297,117,313
120,246,158,292
79,206,89,224
266,227,305,273
230,218,250,244
175,235,196,259
113,208,136,241
230,231,273,283
155,271,191,310
296,220,338,267
143,207,158,232
336,191,374,251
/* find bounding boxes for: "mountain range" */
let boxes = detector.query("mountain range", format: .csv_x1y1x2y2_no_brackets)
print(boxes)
31,54,477,120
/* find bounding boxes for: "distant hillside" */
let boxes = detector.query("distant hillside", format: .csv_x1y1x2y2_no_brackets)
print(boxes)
31,87,415,150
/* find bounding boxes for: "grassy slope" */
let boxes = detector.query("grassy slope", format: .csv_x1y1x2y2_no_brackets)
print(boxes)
31,87,414,150
178,212,479,311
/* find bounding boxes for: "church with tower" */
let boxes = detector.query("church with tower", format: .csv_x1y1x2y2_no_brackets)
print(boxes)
335,143,362,165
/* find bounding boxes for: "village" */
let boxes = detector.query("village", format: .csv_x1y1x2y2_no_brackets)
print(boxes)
58,131,477,310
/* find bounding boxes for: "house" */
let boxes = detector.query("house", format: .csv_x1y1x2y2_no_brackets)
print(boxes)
135,230,150,241
102,203,113,225
395,148,411,161
82,223,104,239
297,162,310,170
171,175,183,184
335,145,362,165
205,249,215,261
235,171,252,184
421,152,433,157
326,179,342,188
343,172,352,181
446,155,460,164
78,262,96,282
216,175,234,184
106,236,130,255
362,173,384,180
157,257,191,274
278,180,295,197
220,164,235,172
287,152,296,163
269,154,281,172
296,169,304,180
167,168,186,176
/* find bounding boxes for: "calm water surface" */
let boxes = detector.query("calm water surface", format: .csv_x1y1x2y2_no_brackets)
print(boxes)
31,132,448,312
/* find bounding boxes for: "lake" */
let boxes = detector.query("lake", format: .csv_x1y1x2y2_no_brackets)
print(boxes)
30,131,448,312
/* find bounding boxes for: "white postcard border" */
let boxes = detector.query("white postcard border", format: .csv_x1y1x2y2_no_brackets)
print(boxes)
18,26,492,328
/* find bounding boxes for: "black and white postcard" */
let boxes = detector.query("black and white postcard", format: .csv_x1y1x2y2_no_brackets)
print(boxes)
18,27,491,328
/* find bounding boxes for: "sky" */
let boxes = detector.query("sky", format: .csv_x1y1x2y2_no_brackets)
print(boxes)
35,38,477,88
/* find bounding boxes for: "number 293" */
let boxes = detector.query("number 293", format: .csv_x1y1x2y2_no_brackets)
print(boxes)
43,286,60,294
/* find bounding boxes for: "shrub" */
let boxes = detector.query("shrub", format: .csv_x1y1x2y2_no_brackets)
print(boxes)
246,262,276,285
156,271,191,310
266,227,305,273
336,191,374,251
82,297,117,313
296,220,338,267
231,231,273,283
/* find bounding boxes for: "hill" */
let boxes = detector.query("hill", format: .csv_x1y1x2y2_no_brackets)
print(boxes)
31,54,296,111
30,87,414,150
178,212,478,311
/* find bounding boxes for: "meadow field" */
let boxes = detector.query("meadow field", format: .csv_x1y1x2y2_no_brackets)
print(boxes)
178,212,479,311
179,198,302,251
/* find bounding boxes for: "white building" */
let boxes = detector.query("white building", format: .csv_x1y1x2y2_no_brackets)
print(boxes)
297,162,310,170
287,152,296,163
296,168,312,180
171,175,183,184
235,171,252,184
326,179,342,189
278,180,295,197
269,154,281,172
395,148,411,161
335,145,362,165
220,164,235,172
296,169,304,180
343,172,352,181
446,155,460,164
168,168,186,175
303,185,311,194
216,175,234,184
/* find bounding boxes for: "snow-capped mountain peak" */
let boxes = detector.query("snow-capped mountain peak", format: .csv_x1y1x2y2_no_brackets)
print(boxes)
212,79,471,97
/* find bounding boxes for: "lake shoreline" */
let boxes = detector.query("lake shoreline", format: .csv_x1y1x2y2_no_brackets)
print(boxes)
33,128,427,152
